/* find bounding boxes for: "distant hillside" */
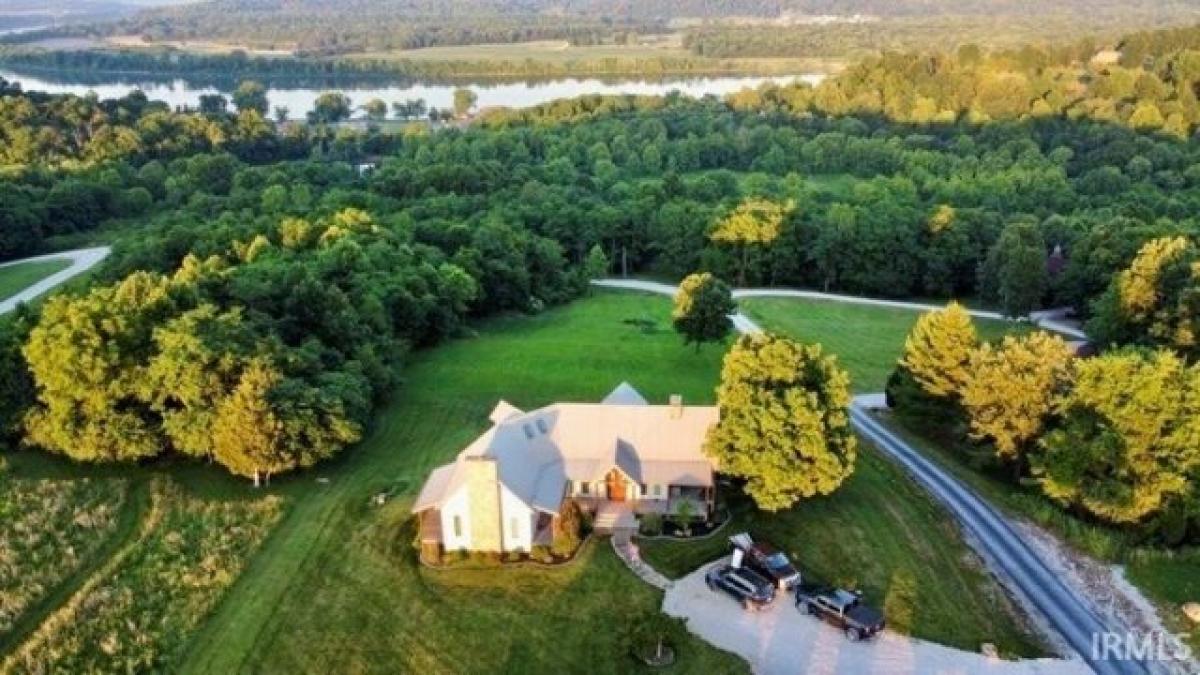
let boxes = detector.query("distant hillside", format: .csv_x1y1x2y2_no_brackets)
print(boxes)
22,0,1200,60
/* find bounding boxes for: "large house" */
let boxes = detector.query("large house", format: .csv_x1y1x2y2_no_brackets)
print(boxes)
412,383,719,554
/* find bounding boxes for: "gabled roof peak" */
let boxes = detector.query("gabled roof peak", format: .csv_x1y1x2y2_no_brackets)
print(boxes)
601,381,648,406
489,400,523,425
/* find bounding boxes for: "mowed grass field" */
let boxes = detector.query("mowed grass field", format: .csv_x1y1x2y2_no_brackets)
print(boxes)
741,297,1029,392
175,290,744,674
2,290,1047,671
0,259,70,303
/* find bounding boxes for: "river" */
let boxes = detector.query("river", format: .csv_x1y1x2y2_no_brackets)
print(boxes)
0,68,823,118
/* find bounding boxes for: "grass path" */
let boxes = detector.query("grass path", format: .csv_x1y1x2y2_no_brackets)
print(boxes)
0,481,148,656
1,481,163,671
0,260,70,303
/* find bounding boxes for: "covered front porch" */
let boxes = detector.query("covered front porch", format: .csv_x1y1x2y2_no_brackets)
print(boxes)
574,485,714,520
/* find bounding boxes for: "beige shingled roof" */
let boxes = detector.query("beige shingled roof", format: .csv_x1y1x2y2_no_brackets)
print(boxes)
411,383,719,514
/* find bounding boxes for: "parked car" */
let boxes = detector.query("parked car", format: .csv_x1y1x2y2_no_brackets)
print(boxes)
705,564,777,611
729,532,801,590
794,584,885,641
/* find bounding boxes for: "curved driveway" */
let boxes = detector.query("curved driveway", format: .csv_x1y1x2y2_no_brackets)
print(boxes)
594,277,1148,675
0,246,111,315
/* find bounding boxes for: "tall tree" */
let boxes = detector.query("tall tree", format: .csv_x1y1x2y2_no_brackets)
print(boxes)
453,88,478,118
1088,236,1199,360
709,198,792,285
672,272,735,352
705,333,856,511
362,98,388,122
899,302,978,399
308,92,352,125
1034,348,1200,526
981,220,1047,318
232,80,269,115
961,331,1073,468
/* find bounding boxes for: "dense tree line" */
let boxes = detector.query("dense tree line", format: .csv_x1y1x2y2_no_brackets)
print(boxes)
53,0,663,56
4,151,584,480
740,35,1200,138
4,44,1200,480
891,297,1200,546
0,46,792,82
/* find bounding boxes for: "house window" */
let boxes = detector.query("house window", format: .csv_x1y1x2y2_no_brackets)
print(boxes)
579,481,589,495
510,517,520,539
654,484,663,497
639,483,647,496
453,515,463,538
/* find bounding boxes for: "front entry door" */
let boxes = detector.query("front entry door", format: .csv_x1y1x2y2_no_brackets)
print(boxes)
606,470,626,501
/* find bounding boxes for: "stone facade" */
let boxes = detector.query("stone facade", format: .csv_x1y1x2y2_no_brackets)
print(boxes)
464,456,502,551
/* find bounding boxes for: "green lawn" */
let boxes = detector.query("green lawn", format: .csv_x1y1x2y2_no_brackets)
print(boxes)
174,290,743,674
878,413,1200,652
1,290,1049,670
0,259,70,302
742,297,1028,392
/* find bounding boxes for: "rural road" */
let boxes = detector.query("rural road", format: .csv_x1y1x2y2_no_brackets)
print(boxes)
594,277,1149,675
0,246,111,315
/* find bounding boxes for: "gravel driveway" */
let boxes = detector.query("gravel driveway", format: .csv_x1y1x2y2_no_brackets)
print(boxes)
663,560,1091,675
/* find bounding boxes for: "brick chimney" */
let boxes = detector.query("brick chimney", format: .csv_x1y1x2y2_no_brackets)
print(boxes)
464,456,502,552
669,394,683,419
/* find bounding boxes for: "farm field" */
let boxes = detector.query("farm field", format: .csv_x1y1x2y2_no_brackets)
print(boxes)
346,38,834,73
0,260,70,303
741,297,1028,393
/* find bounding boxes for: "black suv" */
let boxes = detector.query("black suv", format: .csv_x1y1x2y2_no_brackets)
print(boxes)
705,564,777,611
795,584,885,641
730,534,801,590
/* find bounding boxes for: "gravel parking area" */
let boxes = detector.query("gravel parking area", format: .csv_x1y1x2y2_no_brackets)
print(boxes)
662,561,1093,675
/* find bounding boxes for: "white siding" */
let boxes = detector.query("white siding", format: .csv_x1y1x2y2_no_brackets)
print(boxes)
499,484,534,552
439,487,472,552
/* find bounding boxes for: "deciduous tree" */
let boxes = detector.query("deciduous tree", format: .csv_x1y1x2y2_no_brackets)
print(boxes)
899,303,978,399
961,331,1073,466
710,198,792,285
672,273,735,352
705,333,856,511
1033,349,1200,525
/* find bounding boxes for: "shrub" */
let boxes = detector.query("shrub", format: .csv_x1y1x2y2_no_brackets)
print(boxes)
530,546,554,563
552,500,583,557
441,548,466,565
640,513,663,537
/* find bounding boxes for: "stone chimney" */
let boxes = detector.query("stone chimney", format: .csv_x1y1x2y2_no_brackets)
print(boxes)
669,394,683,419
464,456,502,552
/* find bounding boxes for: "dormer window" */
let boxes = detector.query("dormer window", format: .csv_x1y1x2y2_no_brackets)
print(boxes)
535,419,548,434
523,424,535,439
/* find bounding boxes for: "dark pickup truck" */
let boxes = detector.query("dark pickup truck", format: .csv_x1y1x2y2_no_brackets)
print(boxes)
794,584,885,641
729,533,801,590
705,564,777,611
